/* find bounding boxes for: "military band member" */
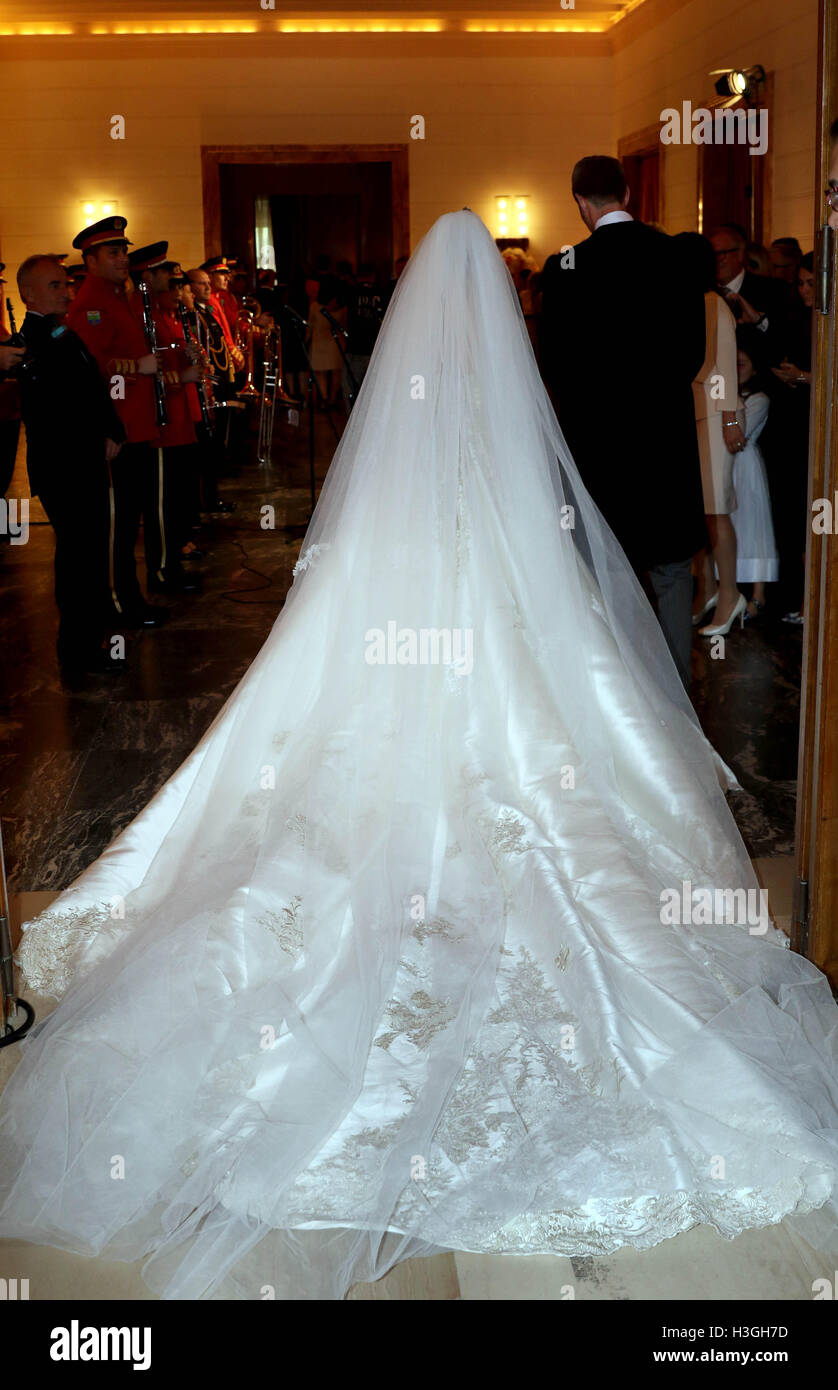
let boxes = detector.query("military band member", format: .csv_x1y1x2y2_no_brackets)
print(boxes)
64,262,86,297
186,267,237,512
66,216,169,627
172,273,208,546
15,255,126,672
200,255,244,367
148,258,202,590
127,245,201,594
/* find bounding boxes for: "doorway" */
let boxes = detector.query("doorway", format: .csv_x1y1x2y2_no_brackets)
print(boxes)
695,82,772,241
201,144,409,286
618,125,664,225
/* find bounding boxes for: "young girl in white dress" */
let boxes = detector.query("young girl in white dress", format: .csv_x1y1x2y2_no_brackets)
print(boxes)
731,340,778,619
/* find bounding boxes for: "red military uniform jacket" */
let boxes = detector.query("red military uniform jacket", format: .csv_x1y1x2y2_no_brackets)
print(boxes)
208,291,243,370
209,291,236,343
154,304,198,446
66,274,157,444
216,287,240,336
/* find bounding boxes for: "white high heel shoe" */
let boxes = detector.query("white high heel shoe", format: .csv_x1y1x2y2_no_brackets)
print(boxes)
698,592,748,637
692,592,719,626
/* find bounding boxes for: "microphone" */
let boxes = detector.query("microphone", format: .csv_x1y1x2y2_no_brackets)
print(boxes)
282,304,308,329
320,305,348,339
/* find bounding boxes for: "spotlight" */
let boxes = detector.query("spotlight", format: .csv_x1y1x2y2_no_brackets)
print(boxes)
714,71,746,98
710,65,765,106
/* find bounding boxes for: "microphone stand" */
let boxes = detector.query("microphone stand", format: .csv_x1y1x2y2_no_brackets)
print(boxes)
0,818,35,1048
320,305,360,410
282,305,340,518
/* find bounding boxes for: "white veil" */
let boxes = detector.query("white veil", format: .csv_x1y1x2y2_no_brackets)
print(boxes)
3,211,838,1299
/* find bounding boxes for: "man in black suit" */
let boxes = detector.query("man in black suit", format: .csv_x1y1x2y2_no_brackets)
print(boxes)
709,224,792,372
15,254,126,673
539,155,707,688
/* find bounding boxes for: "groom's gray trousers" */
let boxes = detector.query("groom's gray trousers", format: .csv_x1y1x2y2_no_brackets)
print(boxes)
646,557,693,691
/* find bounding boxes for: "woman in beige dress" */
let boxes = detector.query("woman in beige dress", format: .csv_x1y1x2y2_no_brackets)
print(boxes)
689,237,748,637
305,275,344,406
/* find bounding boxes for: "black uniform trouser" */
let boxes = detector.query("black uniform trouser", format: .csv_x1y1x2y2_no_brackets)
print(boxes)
107,442,153,613
196,421,221,510
38,463,109,663
108,442,185,612
163,443,200,558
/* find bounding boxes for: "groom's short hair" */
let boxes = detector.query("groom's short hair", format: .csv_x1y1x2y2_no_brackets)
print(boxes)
571,156,628,207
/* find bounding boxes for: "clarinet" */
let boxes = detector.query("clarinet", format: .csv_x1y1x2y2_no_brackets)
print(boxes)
137,276,168,429
4,297,32,375
176,300,212,430
4,298,25,347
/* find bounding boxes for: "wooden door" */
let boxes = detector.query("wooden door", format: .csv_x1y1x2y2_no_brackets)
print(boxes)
619,125,663,225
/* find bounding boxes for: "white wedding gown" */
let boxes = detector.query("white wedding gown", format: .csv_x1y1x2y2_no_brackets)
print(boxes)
2,211,838,1301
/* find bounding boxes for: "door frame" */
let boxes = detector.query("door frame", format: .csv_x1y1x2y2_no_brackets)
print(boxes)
793,0,838,988
618,124,665,226
695,74,773,242
200,143,410,266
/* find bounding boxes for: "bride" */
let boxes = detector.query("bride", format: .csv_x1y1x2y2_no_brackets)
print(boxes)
2,211,838,1301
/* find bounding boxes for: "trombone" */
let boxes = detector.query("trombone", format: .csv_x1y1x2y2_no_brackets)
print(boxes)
257,324,279,465
257,320,299,466
235,296,261,401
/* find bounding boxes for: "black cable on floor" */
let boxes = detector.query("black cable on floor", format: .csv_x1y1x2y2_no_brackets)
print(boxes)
217,533,299,606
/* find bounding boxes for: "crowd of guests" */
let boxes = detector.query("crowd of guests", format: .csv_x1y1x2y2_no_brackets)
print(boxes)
535,148,833,688
663,224,814,636
524,224,814,633
523,191,822,678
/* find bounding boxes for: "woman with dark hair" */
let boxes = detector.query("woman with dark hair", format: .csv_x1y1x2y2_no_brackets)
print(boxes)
767,251,814,623
676,232,747,636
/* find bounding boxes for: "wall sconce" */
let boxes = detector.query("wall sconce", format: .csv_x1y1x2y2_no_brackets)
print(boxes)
82,201,117,226
495,195,529,238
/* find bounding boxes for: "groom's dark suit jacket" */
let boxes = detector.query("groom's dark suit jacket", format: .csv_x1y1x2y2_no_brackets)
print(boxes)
539,219,708,572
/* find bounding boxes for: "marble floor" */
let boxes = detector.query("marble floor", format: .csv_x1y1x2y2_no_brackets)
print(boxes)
0,405,811,1300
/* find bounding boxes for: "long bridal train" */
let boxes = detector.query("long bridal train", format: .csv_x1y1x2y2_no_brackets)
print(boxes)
2,211,838,1300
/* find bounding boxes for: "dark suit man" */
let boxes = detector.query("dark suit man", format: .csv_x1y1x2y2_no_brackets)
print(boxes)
16,254,126,672
539,155,707,688
709,225,792,374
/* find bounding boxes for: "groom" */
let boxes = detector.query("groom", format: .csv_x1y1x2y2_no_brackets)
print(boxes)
539,155,707,689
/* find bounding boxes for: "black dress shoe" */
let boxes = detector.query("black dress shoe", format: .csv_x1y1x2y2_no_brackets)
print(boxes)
211,500,237,515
